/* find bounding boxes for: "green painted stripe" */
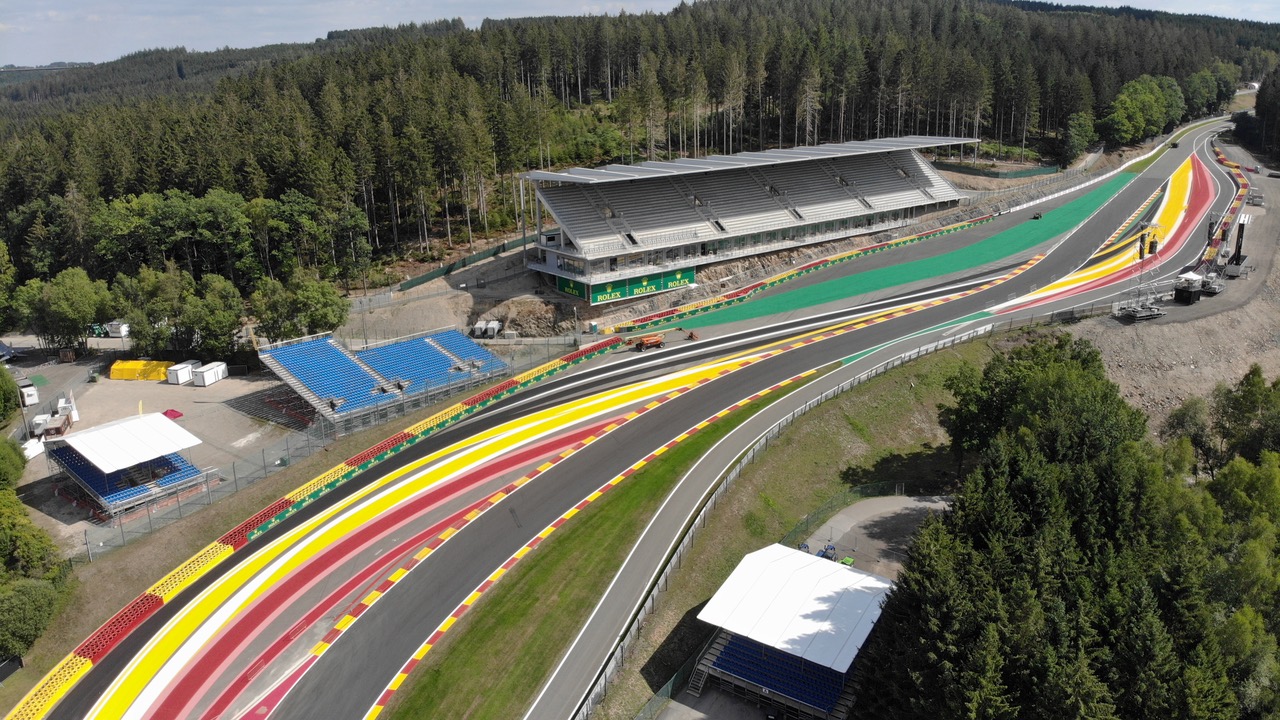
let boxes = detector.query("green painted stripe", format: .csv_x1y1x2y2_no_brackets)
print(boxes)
684,175,1133,329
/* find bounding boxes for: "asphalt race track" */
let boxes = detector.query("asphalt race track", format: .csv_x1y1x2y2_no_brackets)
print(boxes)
42,122,1233,720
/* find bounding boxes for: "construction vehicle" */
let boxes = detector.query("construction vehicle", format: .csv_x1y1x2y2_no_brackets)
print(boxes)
629,333,667,351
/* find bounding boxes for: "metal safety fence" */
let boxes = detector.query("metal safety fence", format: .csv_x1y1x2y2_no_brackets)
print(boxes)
578,298,1135,719
74,425,328,561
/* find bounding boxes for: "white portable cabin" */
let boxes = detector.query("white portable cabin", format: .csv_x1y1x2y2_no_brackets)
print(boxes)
15,377,38,407
472,321,486,338
484,320,501,339
166,360,202,385
192,361,228,387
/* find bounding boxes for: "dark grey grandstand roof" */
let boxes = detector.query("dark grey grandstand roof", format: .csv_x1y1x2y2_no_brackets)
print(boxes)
524,135,976,185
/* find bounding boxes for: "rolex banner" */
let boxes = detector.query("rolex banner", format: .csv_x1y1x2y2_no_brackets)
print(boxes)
553,269,696,304
585,268,695,304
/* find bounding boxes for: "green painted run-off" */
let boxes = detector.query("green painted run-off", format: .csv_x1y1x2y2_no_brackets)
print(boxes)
683,173,1134,329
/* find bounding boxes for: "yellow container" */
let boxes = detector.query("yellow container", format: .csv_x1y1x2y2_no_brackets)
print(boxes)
109,360,174,381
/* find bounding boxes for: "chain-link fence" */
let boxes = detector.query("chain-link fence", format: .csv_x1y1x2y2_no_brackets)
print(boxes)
74,423,331,561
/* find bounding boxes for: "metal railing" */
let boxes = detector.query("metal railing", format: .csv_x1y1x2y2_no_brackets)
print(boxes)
581,300,1133,719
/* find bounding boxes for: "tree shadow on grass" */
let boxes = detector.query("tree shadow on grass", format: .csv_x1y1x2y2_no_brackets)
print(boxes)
839,444,960,494
639,599,716,693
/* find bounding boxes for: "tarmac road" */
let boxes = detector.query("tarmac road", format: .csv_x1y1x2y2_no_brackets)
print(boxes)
44,124,1222,720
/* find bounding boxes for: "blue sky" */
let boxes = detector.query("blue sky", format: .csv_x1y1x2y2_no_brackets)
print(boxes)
1,0,1276,67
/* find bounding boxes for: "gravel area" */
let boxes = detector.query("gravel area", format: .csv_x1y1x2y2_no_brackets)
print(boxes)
1071,146,1279,427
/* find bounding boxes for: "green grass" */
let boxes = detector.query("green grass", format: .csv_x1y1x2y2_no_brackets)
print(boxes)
592,336,1005,719
387,374,820,719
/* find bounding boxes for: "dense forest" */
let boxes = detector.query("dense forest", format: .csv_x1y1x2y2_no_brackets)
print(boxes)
852,336,1280,719
0,0,1278,350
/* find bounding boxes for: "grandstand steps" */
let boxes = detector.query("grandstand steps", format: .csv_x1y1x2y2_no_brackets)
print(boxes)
335,340,399,394
747,167,801,218
259,353,338,420
880,153,932,199
689,631,730,698
426,338,468,370
669,176,728,232
581,186,640,245
817,159,874,210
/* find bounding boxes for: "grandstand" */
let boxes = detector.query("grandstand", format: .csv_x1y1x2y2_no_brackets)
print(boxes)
690,544,892,719
524,136,975,304
47,413,206,516
257,330,509,424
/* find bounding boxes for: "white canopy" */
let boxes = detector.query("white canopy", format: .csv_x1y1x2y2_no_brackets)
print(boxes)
1178,271,1203,282
60,413,201,474
698,544,892,673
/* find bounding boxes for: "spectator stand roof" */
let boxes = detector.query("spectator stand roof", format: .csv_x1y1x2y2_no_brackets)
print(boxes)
524,135,976,185
58,413,201,474
698,543,892,673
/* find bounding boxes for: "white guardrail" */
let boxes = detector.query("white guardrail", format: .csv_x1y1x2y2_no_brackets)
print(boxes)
572,116,1231,719
571,323,994,720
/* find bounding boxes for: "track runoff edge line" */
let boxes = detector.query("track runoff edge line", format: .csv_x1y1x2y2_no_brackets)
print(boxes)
232,359,766,720
360,366,819,720
357,254,1049,718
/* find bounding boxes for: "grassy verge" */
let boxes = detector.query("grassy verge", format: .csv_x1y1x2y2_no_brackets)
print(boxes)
592,338,1003,719
0,391,476,714
387,374,821,719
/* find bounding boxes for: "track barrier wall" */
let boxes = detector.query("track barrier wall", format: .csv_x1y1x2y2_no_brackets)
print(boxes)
6,336,625,720
577,301,1132,720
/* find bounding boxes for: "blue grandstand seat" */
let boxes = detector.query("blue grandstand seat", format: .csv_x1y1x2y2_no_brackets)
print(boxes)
104,485,152,505
155,453,200,487
263,338,388,413
430,331,508,374
712,635,845,712
356,340,455,395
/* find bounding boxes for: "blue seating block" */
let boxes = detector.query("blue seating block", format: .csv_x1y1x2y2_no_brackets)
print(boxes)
264,338,386,413
430,331,507,374
712,636,845,712
357,340,455,395
155,453,200,487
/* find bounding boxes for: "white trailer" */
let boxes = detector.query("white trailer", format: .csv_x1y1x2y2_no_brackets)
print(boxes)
166,360,202,385
15,377,38,407
193,361,228,387
484,320,501,339
106,320,130,338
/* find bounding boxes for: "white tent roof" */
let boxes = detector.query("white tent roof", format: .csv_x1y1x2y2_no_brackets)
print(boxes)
698,544,892,673
60,413,201,474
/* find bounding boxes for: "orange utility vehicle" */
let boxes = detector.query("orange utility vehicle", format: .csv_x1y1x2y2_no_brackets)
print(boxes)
629,333,667,351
